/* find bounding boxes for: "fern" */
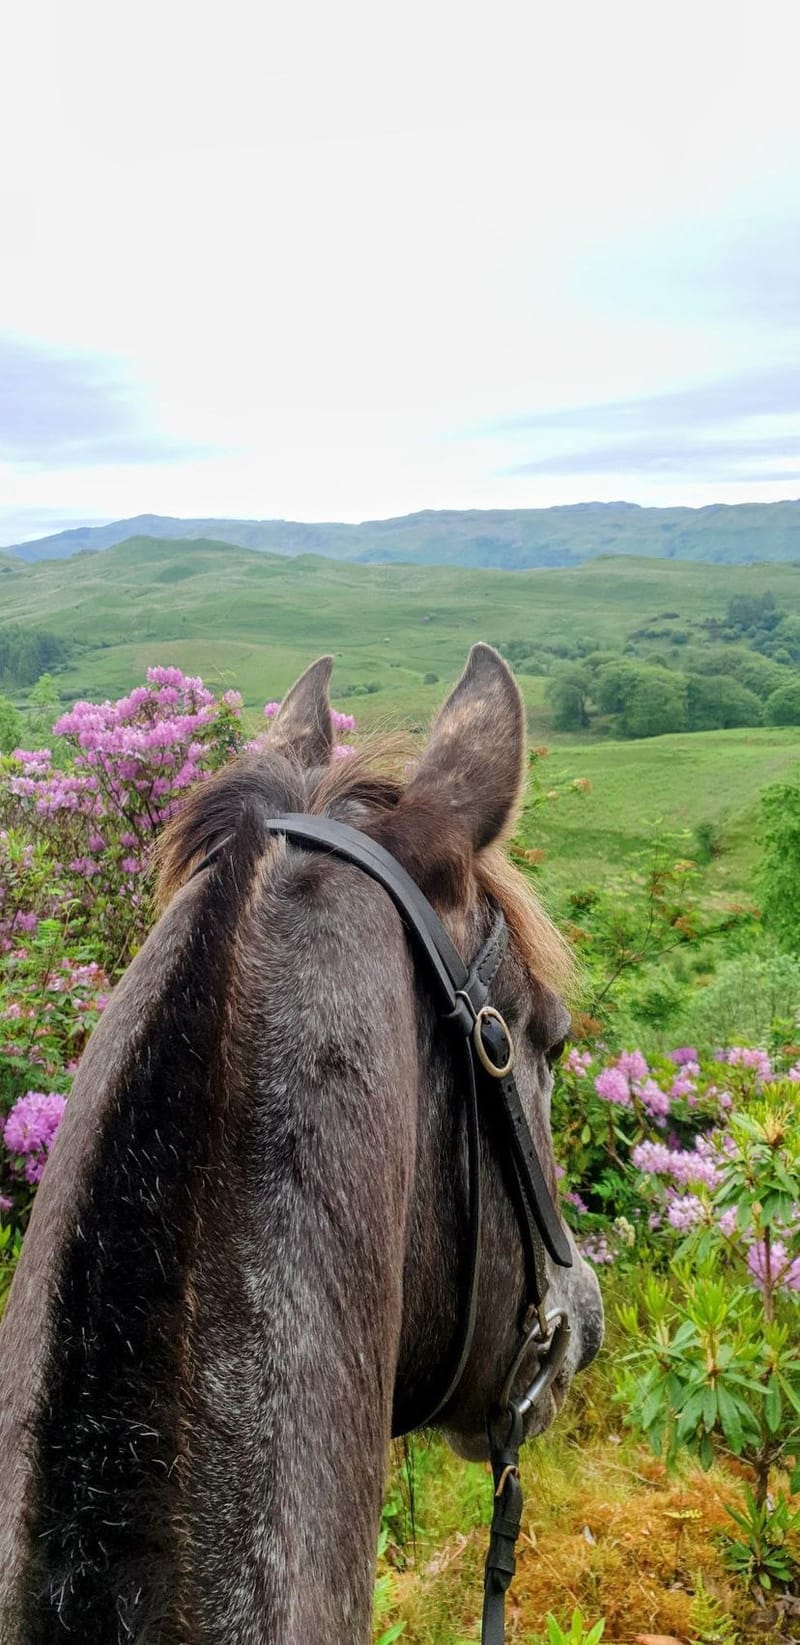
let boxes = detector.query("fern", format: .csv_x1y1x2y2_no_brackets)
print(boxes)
688,1573,738,1645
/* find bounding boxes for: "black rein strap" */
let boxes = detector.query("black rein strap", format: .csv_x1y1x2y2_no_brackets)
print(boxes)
203,812,573,1645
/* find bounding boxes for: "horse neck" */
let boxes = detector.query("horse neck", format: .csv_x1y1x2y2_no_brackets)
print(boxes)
0,860,419,1645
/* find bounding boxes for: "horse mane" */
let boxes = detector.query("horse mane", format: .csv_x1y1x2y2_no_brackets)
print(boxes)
155,739,574,998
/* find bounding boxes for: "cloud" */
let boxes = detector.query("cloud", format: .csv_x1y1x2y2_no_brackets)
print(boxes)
0,506,107,548
494,366,800,438
494,364,800,485
0,335,213,467
507,431,800,481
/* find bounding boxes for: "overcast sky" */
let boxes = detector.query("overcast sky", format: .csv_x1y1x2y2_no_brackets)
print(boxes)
1,0,799,544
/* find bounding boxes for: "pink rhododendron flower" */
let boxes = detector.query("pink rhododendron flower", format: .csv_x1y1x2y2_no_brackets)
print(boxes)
666,1192,706,1232
747,1239,800,1293
3,1092,67,1178
670,1075,696,1100
638,1079,671,1122
617,1050,648,1082
631,1138,720,1190
721,1046,773,1082
594,1066,631,1106
564,1048,592,1077
580,1234,615,1266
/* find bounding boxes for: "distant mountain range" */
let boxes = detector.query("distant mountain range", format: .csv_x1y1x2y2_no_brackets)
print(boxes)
5,500,800,569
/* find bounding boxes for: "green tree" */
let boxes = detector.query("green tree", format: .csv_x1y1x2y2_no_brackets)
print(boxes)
626,674,686,736
546,664,591,731
760,784,800,949
0,695,22,754
624,668,687,738
765,681,800,726
26,674,61,744
687,646,790,701
595,660,688,737
686,674,762,731
594,658,642,715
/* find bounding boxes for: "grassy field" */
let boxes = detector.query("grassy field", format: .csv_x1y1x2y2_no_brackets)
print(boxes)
526,727,800,899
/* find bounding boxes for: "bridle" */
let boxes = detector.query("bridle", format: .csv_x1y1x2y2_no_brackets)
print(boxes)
202,813,573,1645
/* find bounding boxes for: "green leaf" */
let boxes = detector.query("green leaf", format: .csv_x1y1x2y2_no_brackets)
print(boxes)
778,1374,800,1418
716,1385,744,1454
765,1378,782,1435
702,1385,718,1431
375,1626,406,1645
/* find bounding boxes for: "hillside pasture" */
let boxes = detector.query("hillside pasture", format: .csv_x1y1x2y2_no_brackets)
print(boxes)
526,726,800,896
4,537,800,734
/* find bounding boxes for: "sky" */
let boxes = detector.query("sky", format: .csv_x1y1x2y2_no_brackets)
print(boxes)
1,0,799,545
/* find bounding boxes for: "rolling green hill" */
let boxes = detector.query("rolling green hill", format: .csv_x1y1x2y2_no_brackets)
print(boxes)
5,498,800,570
3,535,800,725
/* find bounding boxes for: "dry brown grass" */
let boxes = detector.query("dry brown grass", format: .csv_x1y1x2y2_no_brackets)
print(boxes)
376,1437,761,1645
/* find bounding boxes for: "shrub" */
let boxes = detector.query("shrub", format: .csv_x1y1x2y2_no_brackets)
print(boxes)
760,783,800,951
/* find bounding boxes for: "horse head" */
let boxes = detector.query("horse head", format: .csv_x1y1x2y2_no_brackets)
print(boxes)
0,643,602,1645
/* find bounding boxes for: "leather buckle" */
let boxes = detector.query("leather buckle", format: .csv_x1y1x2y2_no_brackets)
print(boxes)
473,1007,514,1079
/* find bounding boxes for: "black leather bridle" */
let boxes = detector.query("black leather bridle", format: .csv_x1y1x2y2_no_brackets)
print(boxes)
202,814,573,1645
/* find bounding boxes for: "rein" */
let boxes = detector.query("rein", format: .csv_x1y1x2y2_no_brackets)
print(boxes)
202,814,573,1644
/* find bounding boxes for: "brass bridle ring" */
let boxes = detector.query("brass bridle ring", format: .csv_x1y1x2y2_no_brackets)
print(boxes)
472,1005,515,1078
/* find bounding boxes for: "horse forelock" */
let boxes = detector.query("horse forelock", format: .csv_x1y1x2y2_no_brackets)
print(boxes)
155,738,572,1001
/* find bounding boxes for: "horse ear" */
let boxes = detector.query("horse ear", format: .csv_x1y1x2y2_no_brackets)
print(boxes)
267,655,335,766
408,643,526,852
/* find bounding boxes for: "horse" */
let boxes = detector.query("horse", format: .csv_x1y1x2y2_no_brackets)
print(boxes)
0,644,603,1644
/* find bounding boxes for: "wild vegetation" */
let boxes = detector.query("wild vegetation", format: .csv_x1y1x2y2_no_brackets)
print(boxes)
2,656,800,1639
3,540,800,756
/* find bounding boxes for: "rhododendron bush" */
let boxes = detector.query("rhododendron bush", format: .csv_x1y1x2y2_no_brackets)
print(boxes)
0,669,355,1229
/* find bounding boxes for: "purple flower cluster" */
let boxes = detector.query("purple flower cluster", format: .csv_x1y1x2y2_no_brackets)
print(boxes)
631,1136,721,1190
8,669,229,891
594,1051,672,1125
3,1092,67,1183
564,1047,592,1077
720,1046,773,1083
670,1046,699,1066
580,1233,615,1266
747,1240,800,1293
